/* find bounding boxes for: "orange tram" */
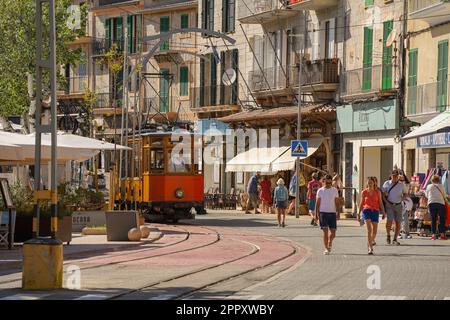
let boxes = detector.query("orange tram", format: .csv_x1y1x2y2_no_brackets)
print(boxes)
113,131,205,223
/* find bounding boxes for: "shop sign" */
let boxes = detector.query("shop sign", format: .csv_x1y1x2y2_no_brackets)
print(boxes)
417,132,450,148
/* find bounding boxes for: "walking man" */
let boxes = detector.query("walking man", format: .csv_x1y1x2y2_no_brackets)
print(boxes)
307,172,321,226
382,169,406,245
246,171,261,214
315,175,340,255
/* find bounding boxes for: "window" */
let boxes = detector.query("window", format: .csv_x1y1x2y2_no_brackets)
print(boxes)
222,0,235,33
219,49,239,105
365,0,374,7
181,13,189,29
200,53,218,106
168,149,192,173
362,26,373,91
408,49,418,115
127,14,142,54
160,68,170,112
180,66,189,96
202,0,215,35
382,20,393,90
160,16,170,51
105,17,124,51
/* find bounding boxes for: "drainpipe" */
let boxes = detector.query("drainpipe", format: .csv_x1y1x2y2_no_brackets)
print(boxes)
399,0,408,170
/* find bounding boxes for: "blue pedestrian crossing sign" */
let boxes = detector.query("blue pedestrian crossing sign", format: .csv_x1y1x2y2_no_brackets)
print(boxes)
291,140,308,157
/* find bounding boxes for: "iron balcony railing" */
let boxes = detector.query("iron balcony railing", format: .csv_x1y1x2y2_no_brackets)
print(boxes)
193,85,239,108
98,0,133,6
340,64,396,97
94,93,123,109
406,81,450,116
238,0,289,21
249,59,339,92
93,38,124,56
409,0,449,13
290,59,339,87
67,76,88,94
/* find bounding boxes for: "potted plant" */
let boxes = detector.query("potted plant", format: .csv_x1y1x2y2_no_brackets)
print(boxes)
11,182,74,244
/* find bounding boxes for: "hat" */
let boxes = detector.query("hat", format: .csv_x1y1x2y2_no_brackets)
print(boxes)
277,178,285,185
391,169,399,176
312,172,319,179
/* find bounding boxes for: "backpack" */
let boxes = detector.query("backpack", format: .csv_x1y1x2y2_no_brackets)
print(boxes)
275,186,288,202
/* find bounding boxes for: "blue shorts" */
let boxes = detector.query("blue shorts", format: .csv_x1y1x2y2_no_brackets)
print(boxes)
319,212,337,230
276,200,287,209
308,199,316,211
362,209,380,223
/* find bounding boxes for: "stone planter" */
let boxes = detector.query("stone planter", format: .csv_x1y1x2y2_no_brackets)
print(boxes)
14,215,72,244
105,211,139,241
72,211,106,232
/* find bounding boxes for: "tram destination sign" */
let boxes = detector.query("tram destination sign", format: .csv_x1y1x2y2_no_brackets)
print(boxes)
417,132,450,148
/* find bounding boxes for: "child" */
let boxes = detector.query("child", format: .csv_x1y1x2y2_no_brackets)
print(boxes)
414,196,429,237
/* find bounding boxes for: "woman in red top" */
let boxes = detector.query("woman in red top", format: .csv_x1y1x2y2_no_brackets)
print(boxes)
260,176,272,214
358,177,386,255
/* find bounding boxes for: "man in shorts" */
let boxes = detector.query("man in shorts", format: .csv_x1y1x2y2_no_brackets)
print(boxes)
246,172,261,214
382,169,406,245
315,175,340,255
307,173,321,226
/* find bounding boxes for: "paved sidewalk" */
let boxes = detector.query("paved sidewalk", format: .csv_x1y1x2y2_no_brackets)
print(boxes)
0,225,162,271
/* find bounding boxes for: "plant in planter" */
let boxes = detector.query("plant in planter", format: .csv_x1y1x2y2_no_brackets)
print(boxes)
11,182,74,244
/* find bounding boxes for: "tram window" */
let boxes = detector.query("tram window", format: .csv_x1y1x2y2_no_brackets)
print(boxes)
143,147,150,173
167,149,192,174
150,149,164,173
150,137,164,147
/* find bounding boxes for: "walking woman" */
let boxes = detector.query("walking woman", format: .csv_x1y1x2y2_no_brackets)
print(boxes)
274,178,289,228
425,175,448,240
358,177,386,254
260,176,272,214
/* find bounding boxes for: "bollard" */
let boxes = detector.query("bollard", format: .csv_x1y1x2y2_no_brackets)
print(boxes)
22,237,63,290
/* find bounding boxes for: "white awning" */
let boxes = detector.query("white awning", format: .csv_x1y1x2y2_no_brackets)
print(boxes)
402,111,450,140
0,131,130,162
271,137,324,172
225,137,324,173
225,146,290,173
0,137,24,161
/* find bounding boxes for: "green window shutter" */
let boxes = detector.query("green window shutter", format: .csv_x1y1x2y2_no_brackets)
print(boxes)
127,15,133,54
208,0,215,31
116,17,123,50
362,26,373,91
231,48,239,104
437,40,448,111
180,66,189,97
408,49,418,115
382,20,394,90
160,16,170,51
220,51,225,104
365,0,374,7
136,14,142,52
202,0,207,36
105,18,111,50
228,0,235,33
181,14,189,29
160,68,170,112
211,53,217,106
200,58,205,106
222,0,227,32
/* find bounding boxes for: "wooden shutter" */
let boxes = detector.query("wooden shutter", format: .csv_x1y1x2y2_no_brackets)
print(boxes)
220,51,225,104
160,68,170,112
232,49,239,104
222,0,227,32
181,14,189,29
180,66,189,96
200,57,205,106
127,15,133,54
437,40,448,111
211,53,217,105
362,26,373,91
382,20,393,90
407,49,418,115
208,0,214,31
228,0,235,33
160,16,170,51
105,18,111,49
116,17,123,50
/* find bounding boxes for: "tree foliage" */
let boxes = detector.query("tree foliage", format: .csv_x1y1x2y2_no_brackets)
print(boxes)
0,0,86,117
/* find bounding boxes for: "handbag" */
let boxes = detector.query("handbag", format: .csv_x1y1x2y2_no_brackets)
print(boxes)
435,185,450,226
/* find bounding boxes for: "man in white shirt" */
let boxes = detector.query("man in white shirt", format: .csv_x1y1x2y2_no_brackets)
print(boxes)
381,169,407,245
315,175,340,255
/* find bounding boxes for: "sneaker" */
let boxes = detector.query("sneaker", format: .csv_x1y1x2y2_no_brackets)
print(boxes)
392,239,401,246
323,249,330,255
430,234,437,240
372,241,377,246
313,222,318,227
386,236,391,245
406,235,413,239
245,211,252,214
440,235,448,240
368,249,374,255
310,219,315,225
282,222,286,228
328,245,332,253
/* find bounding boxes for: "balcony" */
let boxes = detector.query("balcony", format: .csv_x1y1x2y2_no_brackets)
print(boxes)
406,81,450,118
93,38,124,56
409,0,450,26
249,66,288,93
98,0,138,6
190,86,241,116
290,59,339,92
288,0,338,11
238,0,297,24
93,93,123,115
58,76,88,97
340,64,397,99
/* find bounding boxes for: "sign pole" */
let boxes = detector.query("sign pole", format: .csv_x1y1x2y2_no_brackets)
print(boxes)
295,49,303,219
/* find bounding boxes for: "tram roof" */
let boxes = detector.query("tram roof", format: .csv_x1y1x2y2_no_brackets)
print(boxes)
136,130,203,137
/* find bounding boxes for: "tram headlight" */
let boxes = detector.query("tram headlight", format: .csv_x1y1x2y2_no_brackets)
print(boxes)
175,188,184,199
